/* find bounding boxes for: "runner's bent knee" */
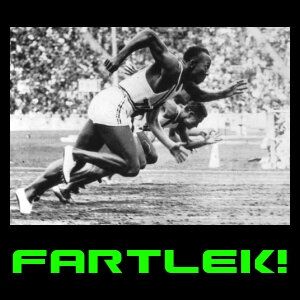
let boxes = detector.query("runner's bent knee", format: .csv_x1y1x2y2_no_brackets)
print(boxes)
123,157,140,177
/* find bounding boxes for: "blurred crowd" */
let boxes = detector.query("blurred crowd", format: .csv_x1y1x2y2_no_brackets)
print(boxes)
10,27,290,118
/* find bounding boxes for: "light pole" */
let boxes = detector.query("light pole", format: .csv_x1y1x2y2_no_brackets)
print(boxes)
111,27,118,86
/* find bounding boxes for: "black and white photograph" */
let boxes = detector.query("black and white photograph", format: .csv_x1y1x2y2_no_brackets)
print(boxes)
10,27,290,225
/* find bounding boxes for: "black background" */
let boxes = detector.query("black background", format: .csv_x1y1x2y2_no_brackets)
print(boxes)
1,226,295,292
5,5,296,293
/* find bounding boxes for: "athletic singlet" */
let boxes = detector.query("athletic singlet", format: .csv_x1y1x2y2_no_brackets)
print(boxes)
119,61,184,113
138,104,183,132
158,104,182,129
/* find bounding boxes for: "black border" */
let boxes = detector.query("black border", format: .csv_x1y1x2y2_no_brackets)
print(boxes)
6,12,296,292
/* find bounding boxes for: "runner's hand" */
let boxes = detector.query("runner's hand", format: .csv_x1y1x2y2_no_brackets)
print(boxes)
170,142,189,163
205,130,223,144
224,80,248,98
104,57,121,74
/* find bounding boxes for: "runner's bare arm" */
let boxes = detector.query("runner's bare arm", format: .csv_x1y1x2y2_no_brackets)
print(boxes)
182,137,207,150
175,125,210,151
105,29,178,73
176,125,220,150
169,128,181,143
182,130,223,150
147,107,178,150
147,108,188,163
175,124,191,144
183,80,248,102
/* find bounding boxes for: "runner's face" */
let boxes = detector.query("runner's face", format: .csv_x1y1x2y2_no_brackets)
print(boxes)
190,53,211,84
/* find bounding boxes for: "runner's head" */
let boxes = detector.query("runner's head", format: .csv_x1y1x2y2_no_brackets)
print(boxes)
181,101,207,129
183,46,211,84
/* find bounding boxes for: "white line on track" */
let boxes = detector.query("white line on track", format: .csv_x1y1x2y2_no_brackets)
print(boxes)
10,167,290,174
10,167,45,171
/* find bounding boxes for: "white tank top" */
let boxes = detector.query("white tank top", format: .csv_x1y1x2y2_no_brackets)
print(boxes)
158,105,182,129
119,61,184,112
138,104,182,131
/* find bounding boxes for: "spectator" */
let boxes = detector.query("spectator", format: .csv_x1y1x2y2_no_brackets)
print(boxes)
10,27,290,118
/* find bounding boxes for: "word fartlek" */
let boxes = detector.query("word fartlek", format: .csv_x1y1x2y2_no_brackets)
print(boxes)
12,249,287,274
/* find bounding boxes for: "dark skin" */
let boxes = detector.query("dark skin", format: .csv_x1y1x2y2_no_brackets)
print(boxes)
23,30,187,201
183,78,248,102
73,28,197,170
23,130,151,203
106,29,246,161
106,29,205,92
70,29,190,176
126,60,247,106
107,34,246,98
22,29,247,203
72,29,247,176
53,97,222,200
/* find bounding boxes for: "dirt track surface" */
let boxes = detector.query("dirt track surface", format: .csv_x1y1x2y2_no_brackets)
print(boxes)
10,131,290,225
10,169,290,225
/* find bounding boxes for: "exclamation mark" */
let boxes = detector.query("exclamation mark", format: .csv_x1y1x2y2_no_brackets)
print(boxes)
277,250,287,274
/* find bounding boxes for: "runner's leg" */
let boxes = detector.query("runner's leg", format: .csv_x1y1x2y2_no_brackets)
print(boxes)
24,120,103,201
72,124,140,177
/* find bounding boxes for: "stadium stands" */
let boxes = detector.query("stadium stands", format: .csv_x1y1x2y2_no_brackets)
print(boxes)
10,27,290,119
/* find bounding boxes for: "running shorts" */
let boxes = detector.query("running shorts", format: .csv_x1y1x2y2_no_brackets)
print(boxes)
88,86,134,126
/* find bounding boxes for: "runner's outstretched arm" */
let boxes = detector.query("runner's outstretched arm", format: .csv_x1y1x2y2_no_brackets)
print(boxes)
180,129,222,150
184,80,247,102
105,28,178,73
172,125,219,151
147,108,188,163
175,125,206,150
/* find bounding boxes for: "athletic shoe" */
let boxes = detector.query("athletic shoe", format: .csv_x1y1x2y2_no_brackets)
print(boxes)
52,185,72,204
62,145,76,183
15,188,33,215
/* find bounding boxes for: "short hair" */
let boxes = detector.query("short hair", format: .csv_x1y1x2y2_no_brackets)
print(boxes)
184,101,207,118
183,45,210,62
